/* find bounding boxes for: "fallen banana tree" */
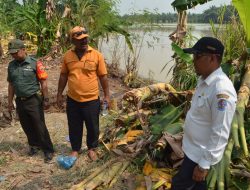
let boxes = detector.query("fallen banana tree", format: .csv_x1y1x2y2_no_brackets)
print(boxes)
71,77,250,189
71,158,130,190
122,83,192,129
72,83,188,190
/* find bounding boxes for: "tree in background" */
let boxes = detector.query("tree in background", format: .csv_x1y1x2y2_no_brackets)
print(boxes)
0,0,131,56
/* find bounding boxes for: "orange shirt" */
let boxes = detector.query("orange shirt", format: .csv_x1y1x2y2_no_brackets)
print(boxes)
61,46,107,102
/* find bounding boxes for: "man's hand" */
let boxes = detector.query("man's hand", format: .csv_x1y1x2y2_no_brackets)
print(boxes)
43,98,50,110
57,94,64,109
103,96,110,109
8,102,14,113
192,165,208,182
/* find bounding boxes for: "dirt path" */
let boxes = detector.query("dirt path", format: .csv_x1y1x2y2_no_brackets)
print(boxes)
0,59,129,189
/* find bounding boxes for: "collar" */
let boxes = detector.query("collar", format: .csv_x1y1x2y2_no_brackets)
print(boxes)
197,67,222,87
14,55,32,65
23,56,33,64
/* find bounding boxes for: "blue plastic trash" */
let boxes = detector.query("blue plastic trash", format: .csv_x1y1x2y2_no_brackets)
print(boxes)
57,155,77,169
0,176,5,182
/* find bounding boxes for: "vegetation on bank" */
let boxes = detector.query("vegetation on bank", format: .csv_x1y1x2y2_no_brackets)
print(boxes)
121,5,237,24
0,0,131,56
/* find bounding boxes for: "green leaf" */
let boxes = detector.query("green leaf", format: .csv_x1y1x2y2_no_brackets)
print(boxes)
232,0,250,48
171,0,212,11
171,42,193,64
231,176,250,190
221,62,233,76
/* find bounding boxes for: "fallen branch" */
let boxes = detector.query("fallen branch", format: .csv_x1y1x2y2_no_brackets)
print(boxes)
231,169,250,179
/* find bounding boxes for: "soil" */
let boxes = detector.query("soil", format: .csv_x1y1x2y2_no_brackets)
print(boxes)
0,55,130,190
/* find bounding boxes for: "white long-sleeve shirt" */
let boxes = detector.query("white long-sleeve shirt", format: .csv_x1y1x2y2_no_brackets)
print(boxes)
182,67,237,169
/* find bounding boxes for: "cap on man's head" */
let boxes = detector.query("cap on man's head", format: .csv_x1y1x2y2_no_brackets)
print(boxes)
70,26,88,40
183,37,224,57
8,39,25,54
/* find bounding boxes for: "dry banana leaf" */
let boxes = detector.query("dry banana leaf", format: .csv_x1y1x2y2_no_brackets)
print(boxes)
143,161,153,176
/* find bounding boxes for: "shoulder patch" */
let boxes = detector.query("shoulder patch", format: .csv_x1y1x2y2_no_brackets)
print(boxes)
216,94,229,99
217,99,227,111
36,61,48,80
37,61,45,72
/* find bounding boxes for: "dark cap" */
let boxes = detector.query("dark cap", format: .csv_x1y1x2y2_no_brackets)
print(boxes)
8,39,25,54
183,37,224,56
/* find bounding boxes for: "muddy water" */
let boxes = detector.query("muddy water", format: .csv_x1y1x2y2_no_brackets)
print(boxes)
99,23,212,82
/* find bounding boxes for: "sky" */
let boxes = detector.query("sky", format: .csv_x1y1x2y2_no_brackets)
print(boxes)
117,0,231,15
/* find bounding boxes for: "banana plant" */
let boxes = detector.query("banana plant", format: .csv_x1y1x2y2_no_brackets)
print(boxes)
171,0,212,11
171,0,250,52
60,0,133,51
232,0,250,54
11,0,57,56
9,0,132,56
0,0,20,34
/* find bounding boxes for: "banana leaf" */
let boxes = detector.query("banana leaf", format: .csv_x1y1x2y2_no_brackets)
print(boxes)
171,0,212,11
149,104,177,124
171,42,192,64
150,106,183,136
232,0,250,53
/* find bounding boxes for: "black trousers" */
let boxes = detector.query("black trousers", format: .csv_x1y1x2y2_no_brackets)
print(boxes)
16,95,54,153
66,97,100,151
172,155,207,190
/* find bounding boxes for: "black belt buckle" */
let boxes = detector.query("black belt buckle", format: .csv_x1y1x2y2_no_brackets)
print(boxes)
19,94,36,101
36,91,42,96
20,97,28,100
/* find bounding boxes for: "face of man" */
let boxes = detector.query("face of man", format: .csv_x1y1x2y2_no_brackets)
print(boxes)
193,53,221,79
72,37,88,52
10,48,26,61
193,53,213,78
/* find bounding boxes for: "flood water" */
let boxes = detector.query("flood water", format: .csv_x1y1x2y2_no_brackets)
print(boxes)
99,23,213,82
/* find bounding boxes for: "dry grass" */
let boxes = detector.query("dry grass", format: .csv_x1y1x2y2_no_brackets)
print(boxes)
0,112,131,190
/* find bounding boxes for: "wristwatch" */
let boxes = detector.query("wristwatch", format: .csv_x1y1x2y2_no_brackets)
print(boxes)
197,165,208,172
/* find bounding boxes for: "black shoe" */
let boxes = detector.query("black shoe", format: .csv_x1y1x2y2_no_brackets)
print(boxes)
28,147,38,156
44,152,54,163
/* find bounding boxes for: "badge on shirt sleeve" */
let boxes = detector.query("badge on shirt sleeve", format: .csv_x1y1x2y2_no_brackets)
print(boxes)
36,61,48,79
217,99,227,111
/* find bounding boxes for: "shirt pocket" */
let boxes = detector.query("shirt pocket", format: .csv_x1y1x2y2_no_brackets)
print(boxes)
196,96,209,113
23,69,35,79
197,96,205,107
83,60,97,71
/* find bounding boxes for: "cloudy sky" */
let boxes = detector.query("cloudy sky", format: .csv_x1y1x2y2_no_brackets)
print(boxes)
117,0,231,15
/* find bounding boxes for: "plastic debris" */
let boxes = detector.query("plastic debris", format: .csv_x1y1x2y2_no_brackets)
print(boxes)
0,176,5,182
57,155,77,169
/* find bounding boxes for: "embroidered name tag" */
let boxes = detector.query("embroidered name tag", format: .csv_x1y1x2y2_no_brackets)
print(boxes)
217,99,227,111
23,68,33,71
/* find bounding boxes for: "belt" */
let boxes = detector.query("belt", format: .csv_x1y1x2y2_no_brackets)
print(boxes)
17,94,36,101
17,91,42,101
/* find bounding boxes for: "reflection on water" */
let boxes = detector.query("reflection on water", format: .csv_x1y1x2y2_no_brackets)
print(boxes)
99,24,213,82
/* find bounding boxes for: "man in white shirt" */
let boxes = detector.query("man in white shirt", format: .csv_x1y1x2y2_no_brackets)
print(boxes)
171,37,237,190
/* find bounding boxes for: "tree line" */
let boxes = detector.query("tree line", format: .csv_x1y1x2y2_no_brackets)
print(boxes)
121,5,237,24
0,1,238,57
0,0,129,56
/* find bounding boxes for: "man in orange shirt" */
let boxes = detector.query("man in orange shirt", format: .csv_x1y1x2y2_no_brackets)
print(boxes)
57,26,110,162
